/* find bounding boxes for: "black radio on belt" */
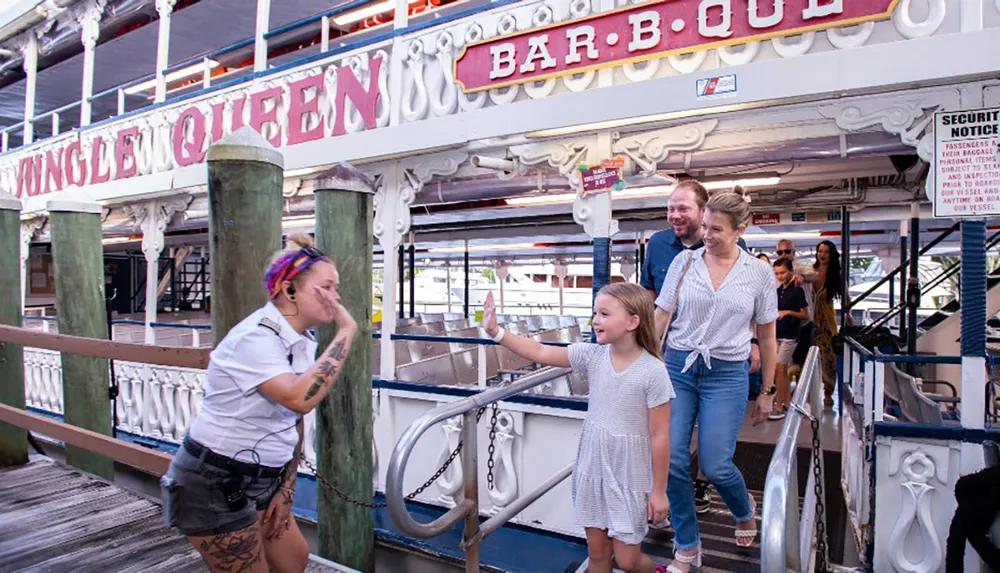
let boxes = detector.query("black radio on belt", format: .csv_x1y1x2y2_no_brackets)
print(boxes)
219,474,248,511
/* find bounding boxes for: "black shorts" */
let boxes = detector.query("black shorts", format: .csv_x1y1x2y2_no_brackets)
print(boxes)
161,440,290,537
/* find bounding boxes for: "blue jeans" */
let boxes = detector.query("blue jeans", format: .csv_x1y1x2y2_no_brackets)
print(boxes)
666,350,753,550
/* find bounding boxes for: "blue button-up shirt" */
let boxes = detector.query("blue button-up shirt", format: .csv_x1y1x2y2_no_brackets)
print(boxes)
641,229,748,297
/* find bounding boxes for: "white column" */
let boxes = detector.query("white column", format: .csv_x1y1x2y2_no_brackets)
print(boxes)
445,264,452,313
496,263,508,313
376,166,403,379
22,34,38,145
78,4,103,127
253,0,271,72
141,204,165,344
154,0,177,103
554,261,568,315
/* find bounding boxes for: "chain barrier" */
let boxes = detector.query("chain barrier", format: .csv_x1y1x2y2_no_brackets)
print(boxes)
304,404,501,510
486,403,499,491
810,416,829,573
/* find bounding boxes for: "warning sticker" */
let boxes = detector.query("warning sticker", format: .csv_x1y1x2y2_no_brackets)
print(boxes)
933,107,1000,218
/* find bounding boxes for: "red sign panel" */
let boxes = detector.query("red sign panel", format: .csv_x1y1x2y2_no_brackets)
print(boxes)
577,157,625,194
752,213,782,225
454,0,898,93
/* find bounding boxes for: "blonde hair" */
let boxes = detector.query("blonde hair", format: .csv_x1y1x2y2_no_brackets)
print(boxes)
705,191,751,229
268,233,314,266
596,283,661,359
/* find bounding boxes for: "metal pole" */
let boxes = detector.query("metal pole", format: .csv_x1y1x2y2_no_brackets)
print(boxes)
841,206,850,328
463,240,470,319
907,203,920,359
461,409,480,573
397,245,404,319
408,235,415,318
899,223,908,340
105,290,119,439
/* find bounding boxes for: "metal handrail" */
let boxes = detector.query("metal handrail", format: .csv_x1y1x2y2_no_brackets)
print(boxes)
762,347,827,572
386,366,573,571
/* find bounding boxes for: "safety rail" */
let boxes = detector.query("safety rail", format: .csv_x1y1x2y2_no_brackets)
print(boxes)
864,228,1000,332
386,366,574,573
847,222,959,312
762,347,828,573
375,332,572,348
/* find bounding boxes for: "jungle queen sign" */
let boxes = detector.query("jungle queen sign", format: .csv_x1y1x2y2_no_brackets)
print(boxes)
2,55,384,199
454,0,899,92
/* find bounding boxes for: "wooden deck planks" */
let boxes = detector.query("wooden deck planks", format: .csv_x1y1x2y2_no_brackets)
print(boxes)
0,457,353,573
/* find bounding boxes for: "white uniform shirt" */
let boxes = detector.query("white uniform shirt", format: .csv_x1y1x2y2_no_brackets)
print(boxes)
656,248,779,373
793,261,816,324
187,302,318,467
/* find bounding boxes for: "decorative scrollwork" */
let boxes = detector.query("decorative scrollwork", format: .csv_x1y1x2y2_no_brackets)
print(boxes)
826,22,874,50
612,119,719,175
887,450,944,573
893,0,946,39
772,32,816,58
435,414,464,505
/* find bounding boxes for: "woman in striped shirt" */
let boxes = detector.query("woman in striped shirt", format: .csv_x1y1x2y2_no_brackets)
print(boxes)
653,192,778,573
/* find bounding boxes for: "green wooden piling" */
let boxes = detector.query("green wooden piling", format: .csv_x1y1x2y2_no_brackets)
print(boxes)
314,164,375,572
48,199,112,479
206,126,285,341
0,192,27,467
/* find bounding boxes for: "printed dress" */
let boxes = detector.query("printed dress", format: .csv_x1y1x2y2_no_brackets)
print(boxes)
568,344,675,544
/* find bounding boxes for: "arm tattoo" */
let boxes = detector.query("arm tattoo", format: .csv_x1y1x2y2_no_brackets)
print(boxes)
303,336,348,401
198,524,262,572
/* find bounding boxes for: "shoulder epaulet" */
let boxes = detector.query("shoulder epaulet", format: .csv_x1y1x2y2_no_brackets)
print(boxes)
258,317,282,336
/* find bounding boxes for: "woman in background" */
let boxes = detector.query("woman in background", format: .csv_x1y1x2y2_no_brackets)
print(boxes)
811,240,845,406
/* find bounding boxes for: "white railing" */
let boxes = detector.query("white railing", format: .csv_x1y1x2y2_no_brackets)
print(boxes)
21,346,318,474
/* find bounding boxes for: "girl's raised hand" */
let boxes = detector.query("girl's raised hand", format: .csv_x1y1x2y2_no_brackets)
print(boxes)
483,292,499,338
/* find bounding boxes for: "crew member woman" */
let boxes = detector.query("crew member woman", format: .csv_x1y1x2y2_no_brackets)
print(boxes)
161,234,358,573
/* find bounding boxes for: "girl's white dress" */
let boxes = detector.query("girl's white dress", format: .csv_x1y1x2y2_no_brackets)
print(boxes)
568,344,675,544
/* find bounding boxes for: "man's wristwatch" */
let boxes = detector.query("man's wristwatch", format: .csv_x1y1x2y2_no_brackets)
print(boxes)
751,337,759,346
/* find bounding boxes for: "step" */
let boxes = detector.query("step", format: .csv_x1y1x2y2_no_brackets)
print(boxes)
574,490,767,573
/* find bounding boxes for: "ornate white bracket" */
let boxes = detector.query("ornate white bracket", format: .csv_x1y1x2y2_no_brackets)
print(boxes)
612,119,719,175
818,89,961,163
508,137,595,182
487,409,523,515
372,150,468,249
435,412,464,506
886,446,949,573
124,196,191,263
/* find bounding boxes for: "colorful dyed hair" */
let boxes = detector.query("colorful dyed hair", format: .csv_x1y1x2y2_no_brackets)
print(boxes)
263,234,330,299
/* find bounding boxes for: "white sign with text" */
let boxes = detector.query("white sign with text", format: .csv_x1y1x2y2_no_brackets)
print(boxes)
933,108,1000,218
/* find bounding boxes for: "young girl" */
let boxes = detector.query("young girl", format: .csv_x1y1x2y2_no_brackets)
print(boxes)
483,283,673,573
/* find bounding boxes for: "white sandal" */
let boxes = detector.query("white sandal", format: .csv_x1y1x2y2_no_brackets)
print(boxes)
664,547,702,573
735,493,758,548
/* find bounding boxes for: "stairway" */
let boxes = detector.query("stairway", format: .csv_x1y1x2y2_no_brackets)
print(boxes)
918,268,1000,331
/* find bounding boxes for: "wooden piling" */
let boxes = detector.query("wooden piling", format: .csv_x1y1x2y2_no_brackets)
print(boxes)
48,199,112,479
0,191,27,467
206,126,285,341
314,164,375,572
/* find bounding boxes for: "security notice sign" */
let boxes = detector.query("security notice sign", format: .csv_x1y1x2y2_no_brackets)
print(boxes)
933,107,1000,218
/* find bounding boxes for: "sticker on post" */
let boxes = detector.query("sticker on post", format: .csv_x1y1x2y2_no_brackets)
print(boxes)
696,75,737,100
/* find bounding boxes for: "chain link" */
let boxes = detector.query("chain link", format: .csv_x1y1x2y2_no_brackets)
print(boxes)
486,403,499,491
810,416,829,573
303,406,491,510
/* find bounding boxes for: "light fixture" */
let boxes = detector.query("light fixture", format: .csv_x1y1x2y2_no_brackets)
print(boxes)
504,177,781,206
333,0,422,26
124,60,221,95
428,243,537,254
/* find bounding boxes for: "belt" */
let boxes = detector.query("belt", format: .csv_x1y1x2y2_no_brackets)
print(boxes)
182,437,287,479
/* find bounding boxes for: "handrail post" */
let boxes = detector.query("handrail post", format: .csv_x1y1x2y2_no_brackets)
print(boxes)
462,409,480,573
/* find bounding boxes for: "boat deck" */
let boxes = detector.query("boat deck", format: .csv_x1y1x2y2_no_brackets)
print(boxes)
0,456,349,573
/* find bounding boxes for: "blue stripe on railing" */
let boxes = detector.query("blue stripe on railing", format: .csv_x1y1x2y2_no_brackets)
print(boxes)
111,319,212,330
373,378,588,411
844,337,872,359
961,220,987,358
22,316,58,322
874,421,1000,443
160,38,257,76
373,332,572,347
873,354,962,365
31,100,83,123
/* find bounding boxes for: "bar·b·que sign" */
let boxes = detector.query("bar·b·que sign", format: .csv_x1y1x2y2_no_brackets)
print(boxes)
454,0,898,93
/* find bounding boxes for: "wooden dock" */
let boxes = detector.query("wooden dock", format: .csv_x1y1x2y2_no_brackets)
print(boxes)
0,456,352,572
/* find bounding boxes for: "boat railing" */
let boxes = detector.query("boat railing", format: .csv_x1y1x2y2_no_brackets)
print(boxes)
761,346,828,573
385,366,575,572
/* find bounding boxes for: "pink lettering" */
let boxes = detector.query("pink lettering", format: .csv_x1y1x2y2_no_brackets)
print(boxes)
17,156,41,198
331,57,383,137
91,136,111,184
249,87,283,147
173,107,207,167
231,97,246,131
286,75,325,146
63,139,87,187
44,148,64,194
115,126,139,179
210,101,226,142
